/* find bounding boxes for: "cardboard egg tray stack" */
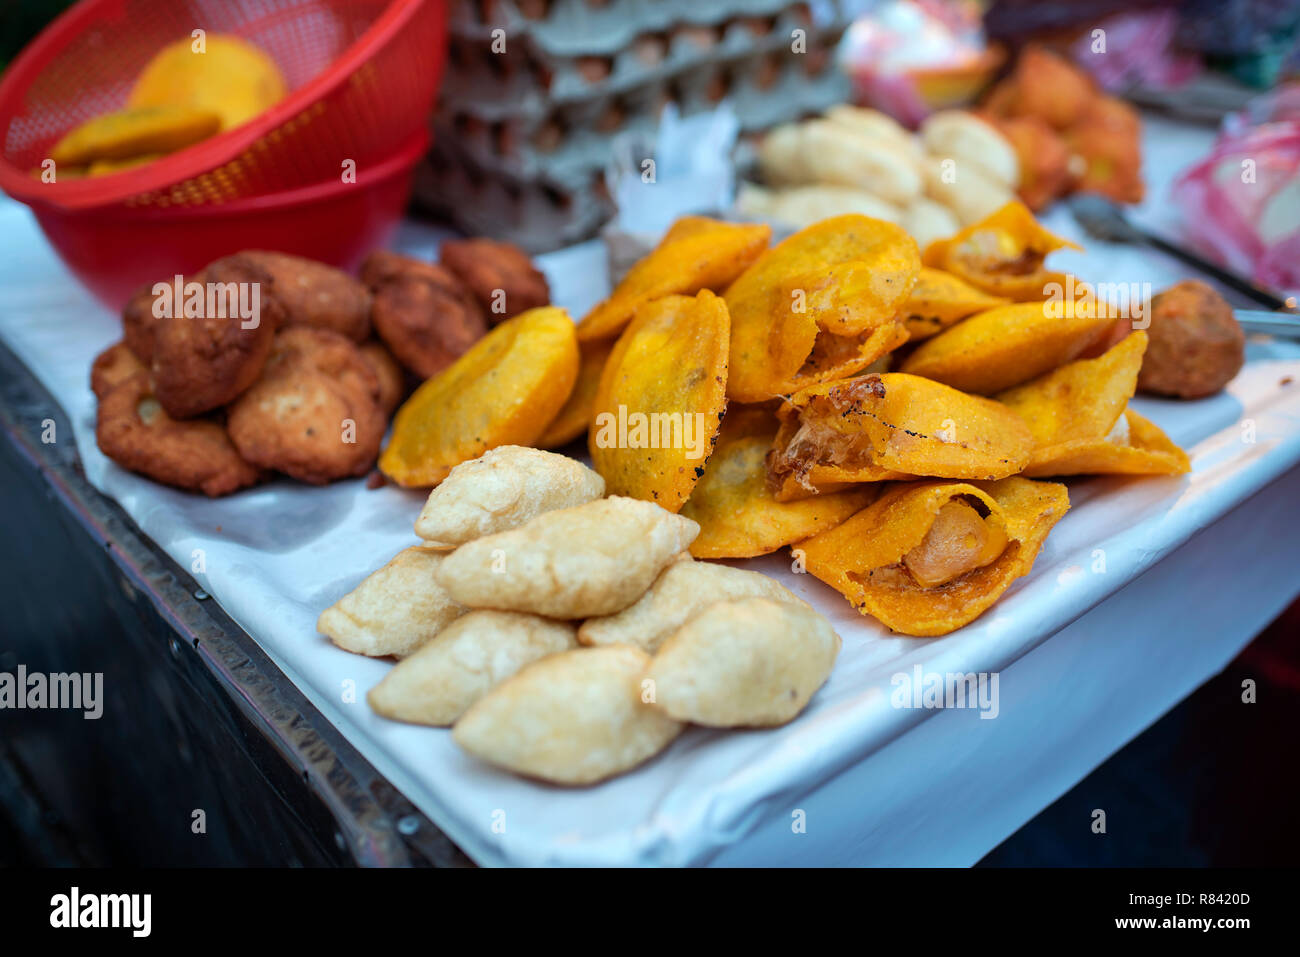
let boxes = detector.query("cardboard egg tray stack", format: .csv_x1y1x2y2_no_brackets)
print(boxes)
416,0,857,251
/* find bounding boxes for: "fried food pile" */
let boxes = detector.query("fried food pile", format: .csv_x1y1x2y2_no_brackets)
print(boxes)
321,446,841,785
93,238,549,494
375,204,1201,638
980,44,1144,208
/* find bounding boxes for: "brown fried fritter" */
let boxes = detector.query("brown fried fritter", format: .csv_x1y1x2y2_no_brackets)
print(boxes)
239,250,372,342
96,372,263,497
1138,280,1244,399
122,280,166,362
364,252,487,379
150,254,284,419
91,341,146,399
439,238,550,323
359,339,406,416
226,326,386,484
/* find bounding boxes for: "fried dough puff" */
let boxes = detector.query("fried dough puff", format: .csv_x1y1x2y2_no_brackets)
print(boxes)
439,238,551,323
227,326,386,484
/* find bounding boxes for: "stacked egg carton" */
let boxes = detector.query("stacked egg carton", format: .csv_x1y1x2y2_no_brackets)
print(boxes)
416,0,858,251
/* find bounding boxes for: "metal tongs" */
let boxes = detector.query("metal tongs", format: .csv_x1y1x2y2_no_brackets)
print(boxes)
1068,194,1300,339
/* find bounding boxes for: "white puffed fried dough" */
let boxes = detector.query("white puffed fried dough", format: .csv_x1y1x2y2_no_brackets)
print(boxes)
317,546,466,658
414,445,604,548
453,646,682,785
367,610,577,726
646,597,841,727
435,496,699,618
578,558,809,653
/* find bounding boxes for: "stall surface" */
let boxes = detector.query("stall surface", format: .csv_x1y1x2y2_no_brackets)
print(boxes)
1,115,1298,866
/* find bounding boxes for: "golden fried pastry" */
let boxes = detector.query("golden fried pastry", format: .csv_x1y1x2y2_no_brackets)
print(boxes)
317,546,466,658
358,340,406,416
901,267,1010,341
1064,95,1144,205
226,326,385,484
239,250,371,342
90,341,146,399
439,238,550,322
646,597,840,727
768,373,1034,499
1137,280,1244,399
996,331,1190,476
368,610,576,726
95,372,262,497
679,406,875,558
800,477,1069,635
452,645,683,785
150,254,284,418
49,104,220,166
436,496,699,619
1008,45,1094,131
578,557,808,653
537,335,615,448
989,115,1073,212
414,445,604,547
366,255,488,379
121,280,164,362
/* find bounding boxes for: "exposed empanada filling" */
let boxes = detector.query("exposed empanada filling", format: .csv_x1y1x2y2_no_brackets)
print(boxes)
900,498,1008,587
1103,413,1130,445
769,376,887,490
954,230,1044,277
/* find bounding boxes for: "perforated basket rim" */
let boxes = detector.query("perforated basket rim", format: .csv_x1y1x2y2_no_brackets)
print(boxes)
0,0,437,211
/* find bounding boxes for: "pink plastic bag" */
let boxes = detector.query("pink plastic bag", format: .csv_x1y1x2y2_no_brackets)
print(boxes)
1172,93,1300,294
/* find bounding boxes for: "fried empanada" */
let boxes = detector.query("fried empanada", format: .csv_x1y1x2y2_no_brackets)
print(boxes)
901,267,1010,341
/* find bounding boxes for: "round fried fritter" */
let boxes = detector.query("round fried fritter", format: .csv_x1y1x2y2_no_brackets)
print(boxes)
239,250,371,342
1138,280,1244,399
91,341,146,399
150,254,284,418
359,340,406,416
96,372,263,496
122,280,166,362
369,264,488,379
439,238,550,323
227,326,386,484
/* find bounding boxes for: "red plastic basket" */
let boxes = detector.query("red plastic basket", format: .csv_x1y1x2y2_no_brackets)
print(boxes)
0,0,447,307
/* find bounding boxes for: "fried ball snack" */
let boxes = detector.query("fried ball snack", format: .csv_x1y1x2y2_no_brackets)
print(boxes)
768,373,1034,500
367,610,576,726
576,216,770,343
901,267,1010,341
452,646,683,786
921,201,1080,301
414,445,605,547
646,597,840,727
49,104,220,166
437,496,699,618
989,115,1074,212
1005,45,1094,131
724,214,919,402
800,477,1069,636
91,342,146,399
150,254,284,419
577,557,808,653
368,257,488,379
589,291,729,512
122,280,165,362
1137,281,1244,400
128,34,286,131
439,238,550,322
358,340,406,416
1065,95,1144,205
95,372,262,497
680,407,875,557
996,331,1190,477
379,306,579,487
538,335,614,448
227,326,386,484
238,250,371,342
899,300,1115,395
317,546,466,658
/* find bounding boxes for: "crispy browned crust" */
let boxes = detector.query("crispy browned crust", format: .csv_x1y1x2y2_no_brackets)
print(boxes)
226,326,386,484
91,341,146,399
95,372,263,497
1138,280,1244,399
239,250,371,342
439,238,550,323
368,260,487,379
150,254,284,418
121,281,164,362
359,339,407,416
